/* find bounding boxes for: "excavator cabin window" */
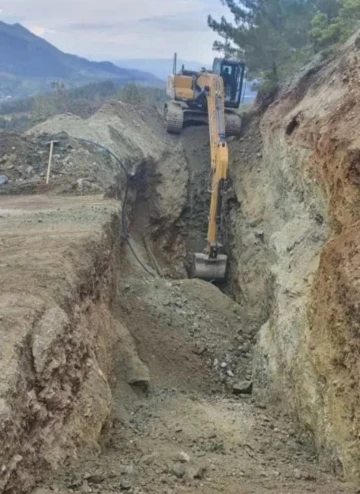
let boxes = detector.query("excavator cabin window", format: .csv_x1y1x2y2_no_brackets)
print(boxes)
221,65,235,101
212,58,245,109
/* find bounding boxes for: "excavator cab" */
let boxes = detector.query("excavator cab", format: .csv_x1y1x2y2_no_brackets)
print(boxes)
165,55,246,136
213,58,246,109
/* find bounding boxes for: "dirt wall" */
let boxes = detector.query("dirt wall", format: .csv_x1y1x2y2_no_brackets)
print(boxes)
0,102,189,493
227,33,360,480
0,197,120,492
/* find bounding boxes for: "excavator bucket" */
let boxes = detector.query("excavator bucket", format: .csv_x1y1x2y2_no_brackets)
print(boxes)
192,253,227,283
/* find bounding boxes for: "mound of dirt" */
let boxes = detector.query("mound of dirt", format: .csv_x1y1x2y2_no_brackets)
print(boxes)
0,131,118,196
0,102,169,197
27,102,166,165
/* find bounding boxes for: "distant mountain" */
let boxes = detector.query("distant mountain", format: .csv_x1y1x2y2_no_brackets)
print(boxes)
114,59,211,81
0,21,160,99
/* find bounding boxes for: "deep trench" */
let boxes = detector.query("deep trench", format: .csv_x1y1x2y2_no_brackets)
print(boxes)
125,125,245,300
173,126,238,294
21,116,357,494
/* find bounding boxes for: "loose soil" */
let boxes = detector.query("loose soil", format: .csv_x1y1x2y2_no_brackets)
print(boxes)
36,263,355,494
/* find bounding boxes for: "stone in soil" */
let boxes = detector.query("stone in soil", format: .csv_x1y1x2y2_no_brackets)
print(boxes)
120,478,132,491
170,463,186,479
232,380,253,395
176,452,191,463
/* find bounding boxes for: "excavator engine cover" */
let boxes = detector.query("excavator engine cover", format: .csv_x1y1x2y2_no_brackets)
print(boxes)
192,253,227,283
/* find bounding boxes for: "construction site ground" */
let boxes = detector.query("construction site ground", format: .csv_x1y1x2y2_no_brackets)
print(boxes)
0,102,357,494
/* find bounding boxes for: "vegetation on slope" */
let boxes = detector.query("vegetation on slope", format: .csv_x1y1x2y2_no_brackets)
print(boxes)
0,81,166,132
208,0,360,87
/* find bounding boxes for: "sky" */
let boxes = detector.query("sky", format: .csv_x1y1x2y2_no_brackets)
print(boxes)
0,0,228,63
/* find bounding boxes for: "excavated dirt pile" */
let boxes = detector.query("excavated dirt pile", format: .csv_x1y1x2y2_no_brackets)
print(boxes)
224,32,360,483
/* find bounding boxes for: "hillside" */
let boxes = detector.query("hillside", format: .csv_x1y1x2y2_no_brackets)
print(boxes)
0,22,159,99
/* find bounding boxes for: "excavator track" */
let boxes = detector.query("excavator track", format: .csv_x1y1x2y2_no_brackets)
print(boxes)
165,101,184,134
225,112,242,137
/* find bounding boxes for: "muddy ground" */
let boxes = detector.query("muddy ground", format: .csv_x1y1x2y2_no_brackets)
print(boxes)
0,99,358,494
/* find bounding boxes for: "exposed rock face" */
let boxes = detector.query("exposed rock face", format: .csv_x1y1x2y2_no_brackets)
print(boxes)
228,32,360,480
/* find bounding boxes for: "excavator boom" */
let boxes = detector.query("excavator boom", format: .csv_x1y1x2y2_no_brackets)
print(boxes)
192,74,229,282
165,55,245,282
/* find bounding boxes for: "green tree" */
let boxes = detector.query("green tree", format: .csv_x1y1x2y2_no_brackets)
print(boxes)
310,0,360,50
209,0,360,83
208,0,317,79
118,83,144,104
310,11,340,50
340,0,360,18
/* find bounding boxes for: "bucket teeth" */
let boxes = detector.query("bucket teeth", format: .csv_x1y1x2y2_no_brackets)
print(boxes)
192,253,227,282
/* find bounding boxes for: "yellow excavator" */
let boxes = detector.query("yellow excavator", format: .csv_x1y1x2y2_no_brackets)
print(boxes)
164,54,246,282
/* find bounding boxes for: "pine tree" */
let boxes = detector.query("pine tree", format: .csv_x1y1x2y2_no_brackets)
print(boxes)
209,1,317,78
310,0,360,50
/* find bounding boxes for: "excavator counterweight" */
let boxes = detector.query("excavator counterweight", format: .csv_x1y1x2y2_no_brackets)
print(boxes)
165,54,246,283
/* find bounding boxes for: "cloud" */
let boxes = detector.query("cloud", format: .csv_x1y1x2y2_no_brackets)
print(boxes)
68,22,115,31
0,0,228,62
28,24,56,36
29,25,45,36
140,13,209,33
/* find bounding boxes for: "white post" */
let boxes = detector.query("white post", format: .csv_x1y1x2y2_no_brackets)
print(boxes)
46,141,54,184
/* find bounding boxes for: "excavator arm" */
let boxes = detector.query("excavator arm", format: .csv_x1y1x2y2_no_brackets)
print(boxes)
192,74,229,282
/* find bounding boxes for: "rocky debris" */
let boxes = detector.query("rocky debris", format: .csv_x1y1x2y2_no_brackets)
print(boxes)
127,375,150,392
79,480,91,493
184,464,207,481
0,153,16,171
176,452,191,463
0,175,8,185
32,490,55,494
292,468,317,482
83,472,105,484
255,229,265,241
232,380,253,395
76,178,104,194
120,478,132,491
1,105,159,196
141,454,157,466
170,463,186,479
118,276,254,397
32,489,69,494
170,458,206,483
193,341,207,355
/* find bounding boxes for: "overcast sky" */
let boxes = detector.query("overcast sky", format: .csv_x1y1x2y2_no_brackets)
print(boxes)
0,0,227,63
